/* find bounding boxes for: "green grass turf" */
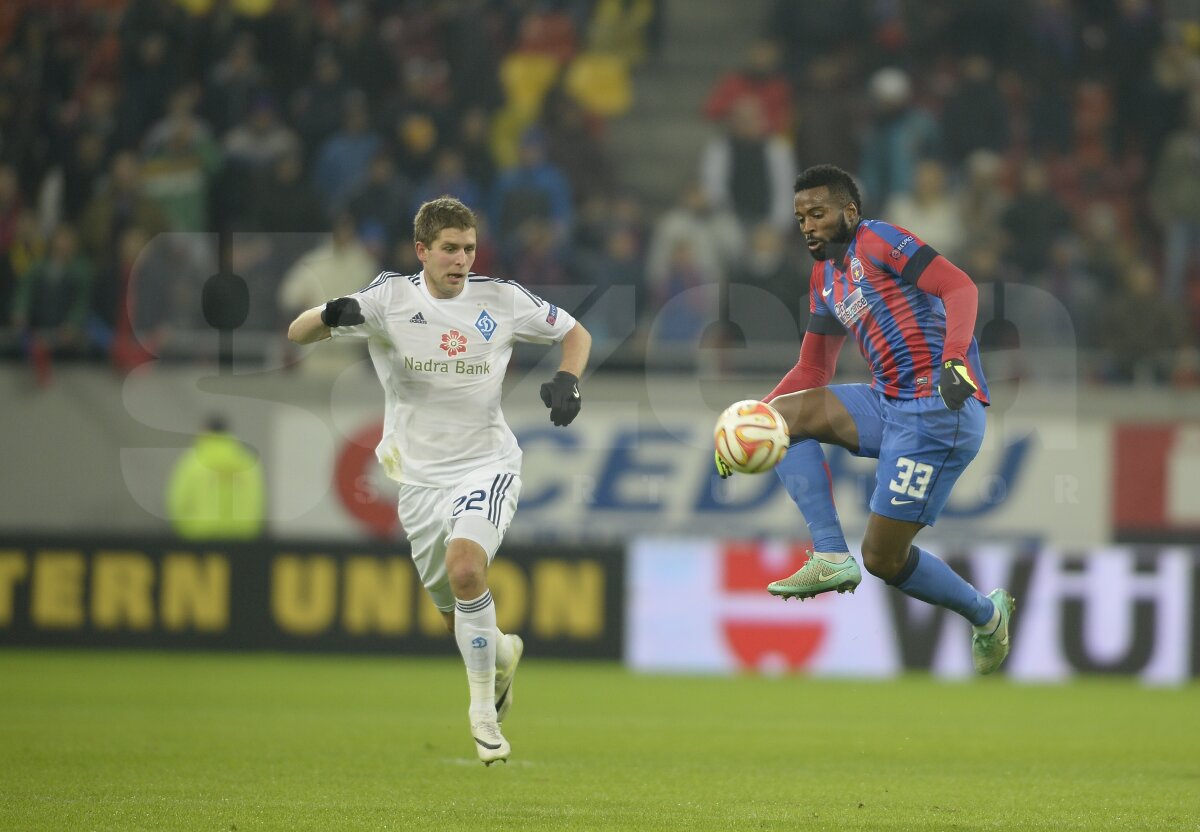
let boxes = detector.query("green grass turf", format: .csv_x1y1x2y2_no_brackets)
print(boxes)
0,650,1198,831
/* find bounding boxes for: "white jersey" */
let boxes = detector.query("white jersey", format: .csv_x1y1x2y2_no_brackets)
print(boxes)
329,270,577,486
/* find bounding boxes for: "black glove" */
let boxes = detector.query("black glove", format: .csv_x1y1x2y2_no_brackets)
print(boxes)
321,297,365,327
938,358,977,410
539,371,581,426
714,450,732,479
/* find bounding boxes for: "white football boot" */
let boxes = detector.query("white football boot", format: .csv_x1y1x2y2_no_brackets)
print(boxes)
471,716,511,766
495,634,524,723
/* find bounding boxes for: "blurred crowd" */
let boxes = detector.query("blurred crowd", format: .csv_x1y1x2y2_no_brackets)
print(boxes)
0,0,1196,386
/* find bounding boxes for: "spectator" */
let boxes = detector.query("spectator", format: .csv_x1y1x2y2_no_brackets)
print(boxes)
574,222,643,340
1,213,43,334
442,0,505,112
167,415,265,541
587,0,660,67
767,0,868,78
203,32,267,134
410,148,480,220
858,67,940,208
1096,261,1187,383
1150,97,1200,301
731,223,805,341
347,150,412,247
11,224,94,381
541,89,613,205
490,127,574,267
649,238,712,343
115,24,182,149
222,96,301,173
79,151,170,266
331,1,393,100
883,159,966,261
645,183,740,295
958,150,1010,252
702,39,792,137
792,46,863,174
251,150,326,235
699,96,796,238
455,107,498,196
290,44,351,156
1000,159,1072,278
37,130,108,230
312,91,381,212
278,212,377,374
940,53,1010,165
0,166,26,261
1032,235,1102,347
141,113,223,233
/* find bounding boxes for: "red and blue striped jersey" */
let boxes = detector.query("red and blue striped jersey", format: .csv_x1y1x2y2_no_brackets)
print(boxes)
808,219,989,403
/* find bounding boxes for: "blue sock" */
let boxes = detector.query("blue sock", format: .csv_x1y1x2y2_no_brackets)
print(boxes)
889,546,994,626
775,439,848,553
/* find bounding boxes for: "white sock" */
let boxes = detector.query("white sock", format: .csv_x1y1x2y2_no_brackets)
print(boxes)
815,550,851,564
494,628,514,669
454,590,497,719
974,603,1001,634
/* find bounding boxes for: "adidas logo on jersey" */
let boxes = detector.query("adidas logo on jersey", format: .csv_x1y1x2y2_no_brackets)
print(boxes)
409,312,426,324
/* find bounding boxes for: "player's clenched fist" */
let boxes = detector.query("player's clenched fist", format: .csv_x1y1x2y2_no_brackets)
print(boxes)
321,297,365,327
938,358,977,410
540,371,581,426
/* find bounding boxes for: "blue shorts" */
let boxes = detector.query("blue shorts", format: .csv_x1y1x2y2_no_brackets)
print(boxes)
829,383,985,525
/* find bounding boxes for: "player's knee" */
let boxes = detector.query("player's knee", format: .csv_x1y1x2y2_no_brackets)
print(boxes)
860,543,905,580
446,559,483,594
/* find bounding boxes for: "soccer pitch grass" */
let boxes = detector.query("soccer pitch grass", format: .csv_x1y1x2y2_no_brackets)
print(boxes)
1,651,1197,831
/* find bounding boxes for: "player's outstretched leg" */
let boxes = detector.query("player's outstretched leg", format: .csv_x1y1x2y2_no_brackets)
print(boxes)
767,551,861,600
768,438,859,600
454,588,509,764
495,633,523,723
972,589,1015,674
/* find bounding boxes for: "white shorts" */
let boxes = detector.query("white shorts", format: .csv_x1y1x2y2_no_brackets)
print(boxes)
397,468,521,612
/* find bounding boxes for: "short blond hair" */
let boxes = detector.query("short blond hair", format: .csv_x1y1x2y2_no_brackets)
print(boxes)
413,196,477,246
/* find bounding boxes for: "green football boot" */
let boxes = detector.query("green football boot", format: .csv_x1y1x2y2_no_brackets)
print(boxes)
767,552,862,600
972,589,1015,675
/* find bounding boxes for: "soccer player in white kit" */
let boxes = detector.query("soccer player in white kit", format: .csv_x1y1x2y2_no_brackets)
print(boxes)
288,197,591,765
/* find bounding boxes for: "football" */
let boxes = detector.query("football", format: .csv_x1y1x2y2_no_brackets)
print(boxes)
713,400,789,474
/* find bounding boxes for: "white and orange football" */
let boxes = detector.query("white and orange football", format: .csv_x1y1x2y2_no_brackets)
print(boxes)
713,400,789,475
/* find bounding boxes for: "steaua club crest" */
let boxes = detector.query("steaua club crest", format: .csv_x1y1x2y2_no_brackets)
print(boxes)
850,257,865,283
440,329,468,357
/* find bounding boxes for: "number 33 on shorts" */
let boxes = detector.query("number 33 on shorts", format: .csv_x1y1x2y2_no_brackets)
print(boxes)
888,456,933,504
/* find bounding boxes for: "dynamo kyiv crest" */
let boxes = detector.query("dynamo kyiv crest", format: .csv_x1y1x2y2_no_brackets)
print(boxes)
475,309,498,341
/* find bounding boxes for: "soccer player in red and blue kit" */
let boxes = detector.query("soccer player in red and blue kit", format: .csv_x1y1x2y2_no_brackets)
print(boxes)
715,164,1015,674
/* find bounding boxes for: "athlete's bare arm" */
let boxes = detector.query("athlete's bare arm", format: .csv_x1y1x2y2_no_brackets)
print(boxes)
557,321,591,377
287,306,331,345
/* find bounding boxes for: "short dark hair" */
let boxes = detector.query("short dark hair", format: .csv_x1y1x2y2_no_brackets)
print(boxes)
794,165,863,213
413,196,477,246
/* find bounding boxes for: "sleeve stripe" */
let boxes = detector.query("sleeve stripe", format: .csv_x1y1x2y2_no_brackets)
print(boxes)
900,245,938,285
468,276,544,307
361,271,406,294
807,314,847,335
